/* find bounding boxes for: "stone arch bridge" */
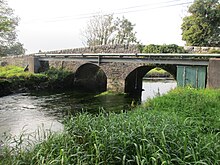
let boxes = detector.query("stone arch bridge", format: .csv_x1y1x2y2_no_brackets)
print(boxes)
24,53,220,96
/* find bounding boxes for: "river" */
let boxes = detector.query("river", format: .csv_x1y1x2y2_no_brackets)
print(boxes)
0,80,176,142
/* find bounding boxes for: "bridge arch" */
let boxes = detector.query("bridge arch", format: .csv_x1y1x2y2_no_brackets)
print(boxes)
74,63,107,92
125,64,177,97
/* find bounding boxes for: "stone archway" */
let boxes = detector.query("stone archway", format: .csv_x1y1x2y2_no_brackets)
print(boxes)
74,63,107,92
124,64,177,97
125,66,154,98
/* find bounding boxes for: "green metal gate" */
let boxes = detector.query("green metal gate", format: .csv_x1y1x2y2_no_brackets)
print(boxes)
177,66,207,88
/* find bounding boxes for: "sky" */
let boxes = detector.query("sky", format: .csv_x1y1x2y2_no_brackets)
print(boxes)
7,0,193,54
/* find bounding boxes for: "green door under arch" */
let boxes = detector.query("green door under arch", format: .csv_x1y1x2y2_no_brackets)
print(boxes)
177,66,207,88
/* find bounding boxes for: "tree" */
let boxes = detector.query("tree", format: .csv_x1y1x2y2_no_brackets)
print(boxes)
114,16,137,45
0,42,25,55
181,0,220,47
0,0,25,55
81,14,138,46
81,14,115,46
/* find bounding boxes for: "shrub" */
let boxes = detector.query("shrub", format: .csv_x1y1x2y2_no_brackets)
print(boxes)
143,44,187,53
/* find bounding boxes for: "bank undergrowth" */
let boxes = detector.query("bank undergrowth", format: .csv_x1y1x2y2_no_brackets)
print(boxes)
1,88,220,165
0,66,74,96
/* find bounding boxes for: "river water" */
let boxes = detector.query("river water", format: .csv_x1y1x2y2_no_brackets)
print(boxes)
0,80,176,141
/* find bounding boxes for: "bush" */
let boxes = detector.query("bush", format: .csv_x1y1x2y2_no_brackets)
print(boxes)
44,67,72,81
143,44,187,53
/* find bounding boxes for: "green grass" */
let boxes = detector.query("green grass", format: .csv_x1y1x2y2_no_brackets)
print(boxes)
0,66,71,80
0,65,45,79
0,65,33,78
1,88,220,164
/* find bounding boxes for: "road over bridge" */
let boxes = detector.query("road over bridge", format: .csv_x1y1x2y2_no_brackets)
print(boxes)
26,53,220,96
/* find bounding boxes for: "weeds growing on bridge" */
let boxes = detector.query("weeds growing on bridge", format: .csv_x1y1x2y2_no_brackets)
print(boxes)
0,88,220,164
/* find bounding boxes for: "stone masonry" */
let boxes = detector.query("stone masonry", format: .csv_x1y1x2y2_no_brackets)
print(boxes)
1,45,220,92
42,45,141,54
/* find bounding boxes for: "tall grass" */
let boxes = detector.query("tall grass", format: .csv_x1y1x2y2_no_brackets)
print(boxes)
1,88,220,164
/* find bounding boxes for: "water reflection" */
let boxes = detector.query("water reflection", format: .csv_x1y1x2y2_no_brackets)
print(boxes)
0,80,176,141
142,80,177,102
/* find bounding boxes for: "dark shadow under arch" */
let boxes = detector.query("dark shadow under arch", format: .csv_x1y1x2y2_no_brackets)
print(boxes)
74,63,107,92
125,64,177,98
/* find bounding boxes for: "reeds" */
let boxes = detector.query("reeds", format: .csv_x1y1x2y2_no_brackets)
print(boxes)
1,88,220,164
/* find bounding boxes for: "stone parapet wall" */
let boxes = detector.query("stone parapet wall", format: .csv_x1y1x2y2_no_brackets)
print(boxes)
42,45,220,54
184,46,220,54
0,55,31,67
42,45,141,54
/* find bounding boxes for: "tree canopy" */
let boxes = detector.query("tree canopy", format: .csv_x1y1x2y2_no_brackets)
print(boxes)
0,0,25,56
181,0,220,47
81,14,138,46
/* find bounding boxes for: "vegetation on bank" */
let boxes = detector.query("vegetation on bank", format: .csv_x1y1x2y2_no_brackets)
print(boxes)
0,66,74,96
1,88,219,164
0,65,44,78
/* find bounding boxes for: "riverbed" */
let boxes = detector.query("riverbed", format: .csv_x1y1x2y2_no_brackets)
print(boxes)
0,80,176,141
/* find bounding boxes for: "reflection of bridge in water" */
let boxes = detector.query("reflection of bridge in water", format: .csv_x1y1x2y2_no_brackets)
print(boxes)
11,53,220,96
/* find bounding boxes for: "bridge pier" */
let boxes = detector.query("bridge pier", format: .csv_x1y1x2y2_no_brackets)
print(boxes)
107,78,125,92
207,58,220,89
28,56,41,73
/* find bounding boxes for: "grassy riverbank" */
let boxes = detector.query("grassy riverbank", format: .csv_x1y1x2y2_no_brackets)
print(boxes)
0,66,74,96
1,88,220,164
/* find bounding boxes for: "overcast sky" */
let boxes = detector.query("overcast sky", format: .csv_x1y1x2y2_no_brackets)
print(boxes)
7,0,193,54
